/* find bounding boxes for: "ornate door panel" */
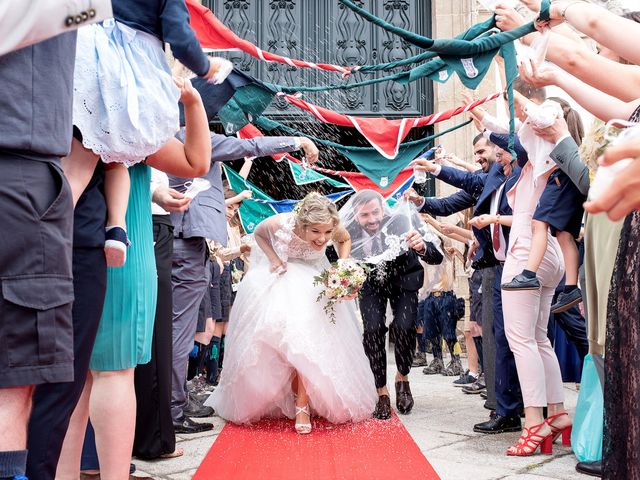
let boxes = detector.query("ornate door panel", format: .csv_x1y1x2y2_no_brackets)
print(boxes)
204,0,433,117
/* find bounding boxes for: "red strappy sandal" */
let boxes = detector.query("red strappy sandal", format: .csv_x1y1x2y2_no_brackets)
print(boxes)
506,421,553,456
546,412,572,446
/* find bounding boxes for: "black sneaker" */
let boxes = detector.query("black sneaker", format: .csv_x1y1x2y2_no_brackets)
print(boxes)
422,357,444,375
412,351,428,367
501,273,541,291
453,371,478,387
462,378,486,394
551,288,583,313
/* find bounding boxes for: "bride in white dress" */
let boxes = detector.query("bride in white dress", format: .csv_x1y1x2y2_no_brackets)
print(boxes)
206,193,377,433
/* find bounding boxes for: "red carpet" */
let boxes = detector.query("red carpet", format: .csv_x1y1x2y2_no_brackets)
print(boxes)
193,414,440,480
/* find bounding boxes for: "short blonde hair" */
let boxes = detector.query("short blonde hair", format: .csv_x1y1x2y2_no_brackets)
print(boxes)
295,192,339,228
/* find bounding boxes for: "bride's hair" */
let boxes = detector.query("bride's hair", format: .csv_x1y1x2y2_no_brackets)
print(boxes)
295,192,339,228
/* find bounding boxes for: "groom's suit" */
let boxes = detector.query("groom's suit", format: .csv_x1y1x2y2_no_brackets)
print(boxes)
348,214,443,389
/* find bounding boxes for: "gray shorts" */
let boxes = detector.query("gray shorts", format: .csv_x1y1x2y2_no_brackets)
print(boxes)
0,153,74,387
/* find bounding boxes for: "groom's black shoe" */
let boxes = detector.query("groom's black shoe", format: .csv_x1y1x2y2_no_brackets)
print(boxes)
372,395,392,420
395,381,414,415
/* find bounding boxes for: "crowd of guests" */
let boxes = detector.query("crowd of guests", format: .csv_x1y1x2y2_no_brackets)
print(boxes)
403,1,640,477
1,1,640,480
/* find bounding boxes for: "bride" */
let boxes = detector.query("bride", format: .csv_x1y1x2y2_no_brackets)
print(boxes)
206,192,378,433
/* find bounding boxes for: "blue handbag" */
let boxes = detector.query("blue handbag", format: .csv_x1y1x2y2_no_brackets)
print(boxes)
571,353,604,462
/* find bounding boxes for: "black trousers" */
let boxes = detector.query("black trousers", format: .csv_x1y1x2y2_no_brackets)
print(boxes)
360,280,418,389
26,247,107,480
133,217,176,459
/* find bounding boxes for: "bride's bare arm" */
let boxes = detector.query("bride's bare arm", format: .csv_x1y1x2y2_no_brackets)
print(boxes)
332,225,351,259
254,216,287,272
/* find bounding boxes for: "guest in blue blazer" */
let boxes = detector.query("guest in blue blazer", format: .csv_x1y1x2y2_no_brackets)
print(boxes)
408,135,525,435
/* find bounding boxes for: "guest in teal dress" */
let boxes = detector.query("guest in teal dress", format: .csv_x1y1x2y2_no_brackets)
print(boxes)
55,79,212,480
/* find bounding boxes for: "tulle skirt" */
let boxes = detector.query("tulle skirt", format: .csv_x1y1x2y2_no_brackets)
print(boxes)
73,19,180,166
206,258,378,425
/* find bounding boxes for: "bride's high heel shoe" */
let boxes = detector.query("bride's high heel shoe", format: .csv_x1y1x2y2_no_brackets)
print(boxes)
295,404,312,435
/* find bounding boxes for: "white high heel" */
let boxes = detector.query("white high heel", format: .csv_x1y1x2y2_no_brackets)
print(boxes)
295,404,312,434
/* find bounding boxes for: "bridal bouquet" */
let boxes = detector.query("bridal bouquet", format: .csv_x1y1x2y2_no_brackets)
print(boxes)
313,259,368,323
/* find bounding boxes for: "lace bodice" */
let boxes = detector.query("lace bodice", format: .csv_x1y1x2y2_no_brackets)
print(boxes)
273,214,328,266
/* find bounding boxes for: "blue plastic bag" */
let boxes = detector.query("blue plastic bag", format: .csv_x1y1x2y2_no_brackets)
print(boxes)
571,354,604,462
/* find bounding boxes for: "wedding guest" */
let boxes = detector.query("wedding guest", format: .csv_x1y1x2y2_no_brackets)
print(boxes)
0,31,78,480
169,131,319,434
54,79,212,480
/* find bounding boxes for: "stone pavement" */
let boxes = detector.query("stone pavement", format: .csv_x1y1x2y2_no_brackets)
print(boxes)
133,357,586,480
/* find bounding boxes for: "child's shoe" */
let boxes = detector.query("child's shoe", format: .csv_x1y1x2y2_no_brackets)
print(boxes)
502,273,541,291
551,288,583,313
105,226,131,267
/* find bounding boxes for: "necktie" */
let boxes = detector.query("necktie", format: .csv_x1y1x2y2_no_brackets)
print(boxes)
492,223,501,253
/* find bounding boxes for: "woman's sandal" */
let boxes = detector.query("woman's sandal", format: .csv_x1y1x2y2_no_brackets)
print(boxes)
295,404,312,435
506,420,553,456
546,412,572,446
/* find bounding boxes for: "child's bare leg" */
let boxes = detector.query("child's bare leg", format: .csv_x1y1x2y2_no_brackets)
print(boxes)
61,138,99,206
525,219,549,274
104,163,130,268
104,163,129,229
556,231,579,286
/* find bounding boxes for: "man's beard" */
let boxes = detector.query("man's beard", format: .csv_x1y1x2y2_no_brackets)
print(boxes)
363,222,380,233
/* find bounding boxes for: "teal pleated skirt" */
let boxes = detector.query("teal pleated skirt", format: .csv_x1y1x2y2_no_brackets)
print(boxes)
90,164,157,371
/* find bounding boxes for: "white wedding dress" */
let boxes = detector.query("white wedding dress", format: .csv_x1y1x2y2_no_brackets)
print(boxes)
206,213,377,425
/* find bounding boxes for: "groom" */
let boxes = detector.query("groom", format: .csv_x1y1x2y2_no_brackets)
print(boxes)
347,190,443,419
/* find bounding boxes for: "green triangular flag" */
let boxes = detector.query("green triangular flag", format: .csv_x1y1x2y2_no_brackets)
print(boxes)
222,165,276,233
288,160,349,188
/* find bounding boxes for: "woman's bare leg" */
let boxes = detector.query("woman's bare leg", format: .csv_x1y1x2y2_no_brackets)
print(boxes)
90,368,136,480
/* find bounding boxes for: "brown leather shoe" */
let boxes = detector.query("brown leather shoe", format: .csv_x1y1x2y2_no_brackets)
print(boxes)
395,381,414,415
372,394,392,420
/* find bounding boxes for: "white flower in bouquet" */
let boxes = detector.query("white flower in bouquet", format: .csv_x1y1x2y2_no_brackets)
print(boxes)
313,260,370,323
327,274,341,289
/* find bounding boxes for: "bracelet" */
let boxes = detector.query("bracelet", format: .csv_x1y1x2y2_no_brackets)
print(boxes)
495,214,501,225
561,1,585,22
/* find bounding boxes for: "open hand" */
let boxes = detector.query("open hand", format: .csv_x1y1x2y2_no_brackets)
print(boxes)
518,59,558,89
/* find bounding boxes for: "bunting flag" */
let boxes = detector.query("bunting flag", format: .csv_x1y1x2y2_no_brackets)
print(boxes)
222,164,276,233
236,122,422,200
186,0,351,76
255,116,471,187
279,92,501,158
222,164,354,233
257,190,354,214
287,160,350,189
